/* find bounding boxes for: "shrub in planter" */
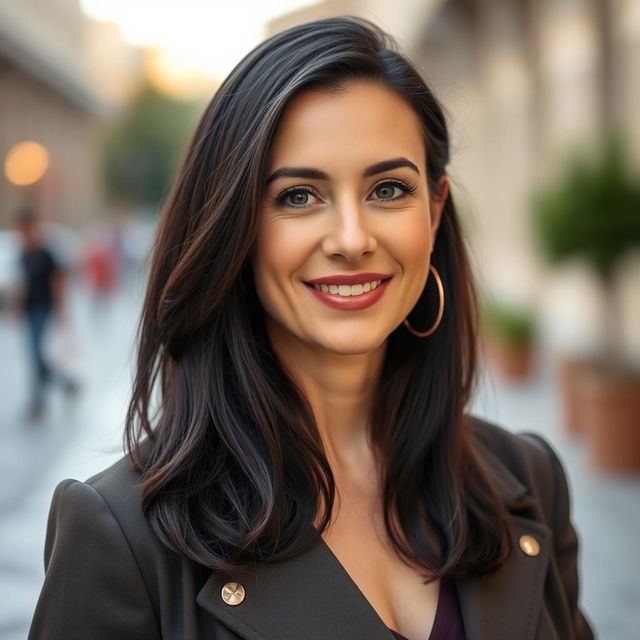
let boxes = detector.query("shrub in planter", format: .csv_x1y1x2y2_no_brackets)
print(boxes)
481,299,535,382
531,133,640,469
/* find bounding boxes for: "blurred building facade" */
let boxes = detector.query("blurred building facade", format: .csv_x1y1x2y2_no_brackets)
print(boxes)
0,0,142,229
269,0,640,305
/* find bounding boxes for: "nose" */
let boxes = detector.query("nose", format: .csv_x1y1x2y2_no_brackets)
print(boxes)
321,198,377,261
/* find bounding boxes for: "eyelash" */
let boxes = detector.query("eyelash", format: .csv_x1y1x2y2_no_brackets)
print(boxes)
274,179,417,209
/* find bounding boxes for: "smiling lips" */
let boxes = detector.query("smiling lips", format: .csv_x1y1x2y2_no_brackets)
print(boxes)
304,273,392,310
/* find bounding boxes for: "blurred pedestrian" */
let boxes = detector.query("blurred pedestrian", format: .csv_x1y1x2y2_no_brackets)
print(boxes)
12,207,79,421
82,228,121,320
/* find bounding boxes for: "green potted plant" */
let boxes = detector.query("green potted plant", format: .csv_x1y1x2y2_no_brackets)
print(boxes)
481,298,536,382
532,134,640,470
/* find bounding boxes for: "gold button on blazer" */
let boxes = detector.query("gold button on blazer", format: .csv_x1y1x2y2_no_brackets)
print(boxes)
28,416,594,640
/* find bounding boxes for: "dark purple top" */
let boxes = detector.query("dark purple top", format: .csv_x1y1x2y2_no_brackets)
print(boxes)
388,580,466,640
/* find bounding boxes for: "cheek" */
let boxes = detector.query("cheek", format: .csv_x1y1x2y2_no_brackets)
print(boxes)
388,211,432,273
252,221,308,317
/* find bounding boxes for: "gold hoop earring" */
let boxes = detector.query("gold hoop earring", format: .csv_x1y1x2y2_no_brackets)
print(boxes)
403,265,445,338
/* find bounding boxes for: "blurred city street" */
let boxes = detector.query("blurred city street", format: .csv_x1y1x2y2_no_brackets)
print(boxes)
0,274,144,640
0,273,638,639
1,1,640,639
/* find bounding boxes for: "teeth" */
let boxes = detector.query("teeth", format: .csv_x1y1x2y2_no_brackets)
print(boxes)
313,280,383,297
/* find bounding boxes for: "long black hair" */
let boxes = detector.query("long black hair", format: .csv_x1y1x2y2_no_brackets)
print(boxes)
125,15,511,580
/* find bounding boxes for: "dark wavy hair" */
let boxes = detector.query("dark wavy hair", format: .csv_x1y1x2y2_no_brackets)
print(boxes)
125,15,511,580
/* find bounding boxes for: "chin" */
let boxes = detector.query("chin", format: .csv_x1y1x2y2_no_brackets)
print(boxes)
312,331,388,356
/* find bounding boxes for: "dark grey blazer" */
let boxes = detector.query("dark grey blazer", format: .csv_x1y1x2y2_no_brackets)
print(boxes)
29,417,594,639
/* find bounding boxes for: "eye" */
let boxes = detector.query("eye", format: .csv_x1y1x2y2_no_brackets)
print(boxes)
370,180,416,202
275,186,321,209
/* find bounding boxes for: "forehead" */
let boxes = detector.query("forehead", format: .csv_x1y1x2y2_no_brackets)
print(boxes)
268,81,426,171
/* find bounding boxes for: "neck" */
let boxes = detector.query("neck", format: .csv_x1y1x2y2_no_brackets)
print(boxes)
266,320,386,473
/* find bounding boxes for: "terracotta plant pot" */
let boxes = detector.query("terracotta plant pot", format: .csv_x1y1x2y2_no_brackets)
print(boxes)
556,358,589,438
485,338,534,382
576,365,640,471
480,300,535,383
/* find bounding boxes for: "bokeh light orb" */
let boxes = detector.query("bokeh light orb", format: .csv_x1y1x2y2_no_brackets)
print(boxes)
4,141,50,186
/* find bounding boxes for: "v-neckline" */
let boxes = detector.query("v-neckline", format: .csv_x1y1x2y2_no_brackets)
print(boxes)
388,578,443,640
317,535,441,640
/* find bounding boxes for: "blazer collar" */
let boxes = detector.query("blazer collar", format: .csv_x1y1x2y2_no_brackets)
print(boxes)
197,538,394,640
197,438,550,640
476,443,528,505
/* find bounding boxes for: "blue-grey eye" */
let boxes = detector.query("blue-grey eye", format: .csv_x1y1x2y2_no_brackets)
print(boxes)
372,181,414,201
276,187,319,208
288,191,310,206
374,184,399,200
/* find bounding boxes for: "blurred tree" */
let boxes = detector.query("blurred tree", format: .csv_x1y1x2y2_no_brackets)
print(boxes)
532,132,640,366
532,134,640,279
104,83,203,208
532,134,640,470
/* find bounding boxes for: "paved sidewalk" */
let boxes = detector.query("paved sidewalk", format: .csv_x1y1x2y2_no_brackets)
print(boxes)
0,284,638,639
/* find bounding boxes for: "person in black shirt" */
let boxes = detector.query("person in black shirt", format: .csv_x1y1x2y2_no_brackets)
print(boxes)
14,207,78,420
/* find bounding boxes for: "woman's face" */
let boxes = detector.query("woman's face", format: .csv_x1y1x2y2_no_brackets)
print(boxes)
254,81,447,356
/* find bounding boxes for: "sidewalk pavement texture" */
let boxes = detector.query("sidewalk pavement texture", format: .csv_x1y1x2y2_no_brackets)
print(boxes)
0,280,638,640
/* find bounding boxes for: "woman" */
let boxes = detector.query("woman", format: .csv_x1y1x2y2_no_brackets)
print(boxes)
29,16,593,640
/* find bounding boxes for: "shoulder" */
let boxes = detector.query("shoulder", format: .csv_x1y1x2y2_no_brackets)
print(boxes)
469,414,557,470
467,414,570,524
32,450,168,638
45,456,149,565
48,442,174,575
84,443,174,562
46,447,148,533
84,448,148,528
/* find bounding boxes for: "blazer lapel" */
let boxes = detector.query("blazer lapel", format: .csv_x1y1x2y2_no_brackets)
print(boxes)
456,442,552,640
456,516,551,640
197,537,395,640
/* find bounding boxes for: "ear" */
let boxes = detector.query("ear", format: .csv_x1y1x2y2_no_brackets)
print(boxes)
429,175,449,254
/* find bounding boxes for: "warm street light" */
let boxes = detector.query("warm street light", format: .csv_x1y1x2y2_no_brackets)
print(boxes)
4,141,50,186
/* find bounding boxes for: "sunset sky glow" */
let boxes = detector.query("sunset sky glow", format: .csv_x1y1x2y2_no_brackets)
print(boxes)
80,0,319,81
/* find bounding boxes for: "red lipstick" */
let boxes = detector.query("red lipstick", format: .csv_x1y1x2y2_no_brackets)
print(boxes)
303,274,392,311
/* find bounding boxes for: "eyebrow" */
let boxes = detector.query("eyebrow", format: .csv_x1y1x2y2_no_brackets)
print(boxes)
363,157,420,177
265,156,420,185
